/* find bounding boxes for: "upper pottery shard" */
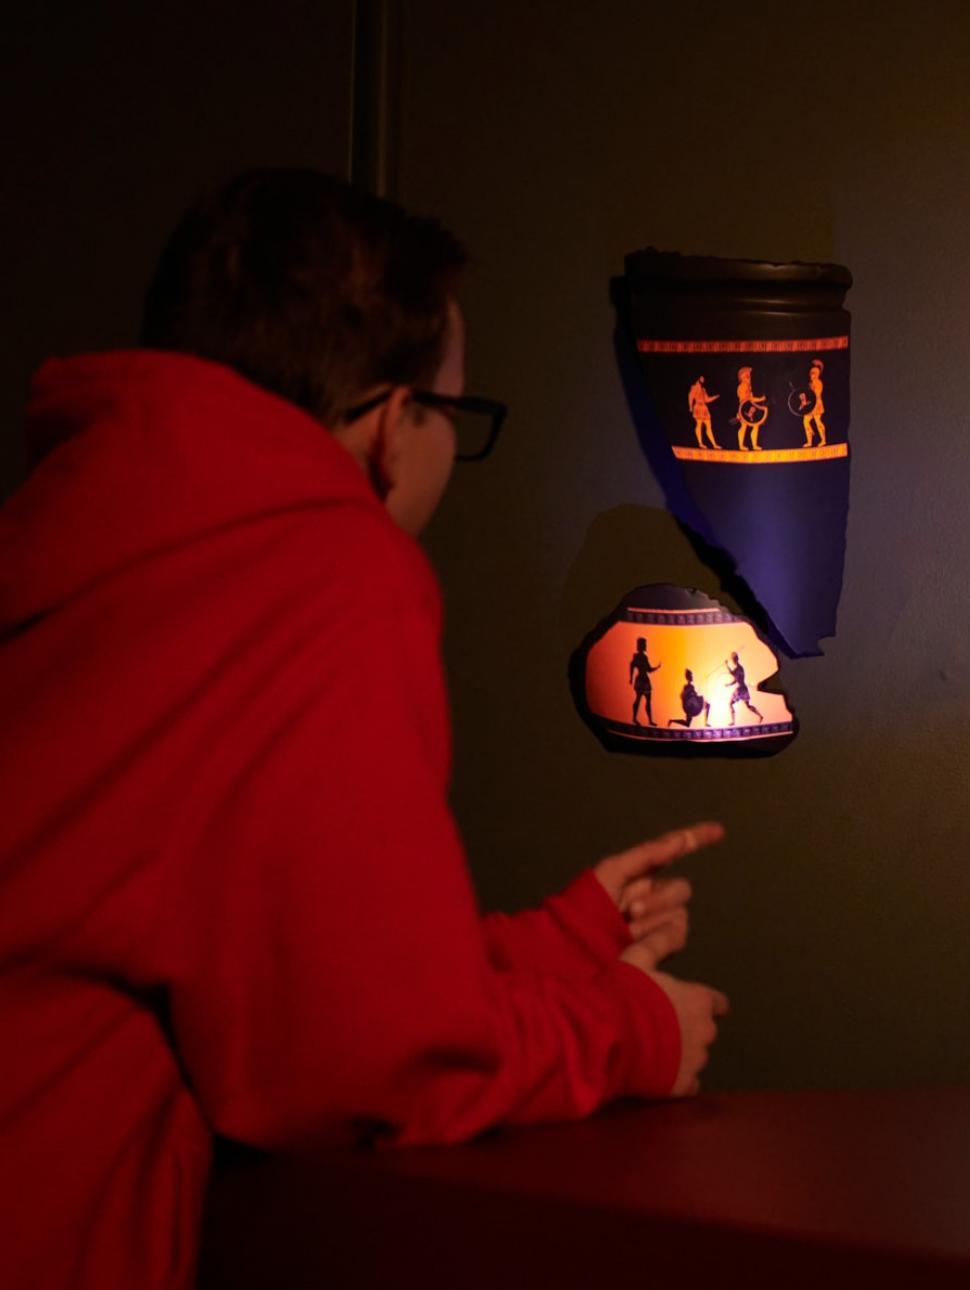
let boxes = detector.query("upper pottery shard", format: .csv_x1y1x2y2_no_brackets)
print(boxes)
623,248,852,657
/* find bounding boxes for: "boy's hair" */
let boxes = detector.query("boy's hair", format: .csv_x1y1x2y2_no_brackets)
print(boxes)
139,170,466,423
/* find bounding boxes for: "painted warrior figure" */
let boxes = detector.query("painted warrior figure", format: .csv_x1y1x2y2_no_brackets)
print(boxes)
802,358,826,447
629,636,662,727
725,652,763,725
736,366,767,451
668,668,710,728
688,375,720,448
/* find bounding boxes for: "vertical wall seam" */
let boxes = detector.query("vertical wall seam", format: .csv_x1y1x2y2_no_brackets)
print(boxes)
349,0,402,198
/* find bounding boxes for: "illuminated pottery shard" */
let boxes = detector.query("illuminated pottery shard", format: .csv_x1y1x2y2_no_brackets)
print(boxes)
571,585,796,757
624,249,852,657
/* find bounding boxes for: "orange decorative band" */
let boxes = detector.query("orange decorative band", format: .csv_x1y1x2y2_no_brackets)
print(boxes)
637,336,849,354
672,443,848,465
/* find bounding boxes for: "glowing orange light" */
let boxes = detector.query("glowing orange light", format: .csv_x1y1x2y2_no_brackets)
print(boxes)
573,588,796,754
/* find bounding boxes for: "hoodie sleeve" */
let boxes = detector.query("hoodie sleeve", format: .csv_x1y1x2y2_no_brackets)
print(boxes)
481,871,633,979
165,522,680,1149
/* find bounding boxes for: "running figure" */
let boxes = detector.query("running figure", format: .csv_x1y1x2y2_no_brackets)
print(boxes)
736,366,767,451
629,636,662,727
668,668,710,728
802,359,826,447
688,375,721,449
725,652,763,725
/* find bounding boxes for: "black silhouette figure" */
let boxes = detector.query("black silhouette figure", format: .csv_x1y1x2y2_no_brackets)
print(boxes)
629,636,662,727
668,668,710,728
725,652,763,725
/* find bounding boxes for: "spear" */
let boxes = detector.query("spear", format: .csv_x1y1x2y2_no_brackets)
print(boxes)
703,648,744,684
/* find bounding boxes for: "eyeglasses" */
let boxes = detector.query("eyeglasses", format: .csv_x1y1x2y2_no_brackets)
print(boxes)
340,388,509,463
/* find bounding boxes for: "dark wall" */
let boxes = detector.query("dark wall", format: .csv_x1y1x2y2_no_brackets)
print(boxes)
7,3,969,1094
399,1,970,1090
2,0,353,496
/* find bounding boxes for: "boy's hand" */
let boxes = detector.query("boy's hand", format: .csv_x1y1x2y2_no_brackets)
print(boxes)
620,945,730,1096
593,822,724,943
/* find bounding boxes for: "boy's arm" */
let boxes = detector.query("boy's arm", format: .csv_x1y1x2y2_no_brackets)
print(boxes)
482,823,715,979
485,820,722,980
480,871,633,980
163,560,686,1148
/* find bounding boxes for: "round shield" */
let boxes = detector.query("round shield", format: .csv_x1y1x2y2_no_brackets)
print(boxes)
740,400,768,426
787,387,816,417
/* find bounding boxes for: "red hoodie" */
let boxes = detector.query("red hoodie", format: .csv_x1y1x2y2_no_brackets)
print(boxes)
0,352,680,1290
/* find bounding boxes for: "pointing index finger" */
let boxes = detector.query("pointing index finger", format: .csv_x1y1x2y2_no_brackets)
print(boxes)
617,821,725,880
710,989,731,1017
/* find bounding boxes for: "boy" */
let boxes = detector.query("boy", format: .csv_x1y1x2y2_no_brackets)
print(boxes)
0,171,728,1289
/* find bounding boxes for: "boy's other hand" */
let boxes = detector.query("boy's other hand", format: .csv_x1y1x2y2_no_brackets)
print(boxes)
620,946,730,1097
593,822,724,943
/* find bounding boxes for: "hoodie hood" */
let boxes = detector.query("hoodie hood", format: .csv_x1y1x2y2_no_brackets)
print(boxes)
0,351,381,631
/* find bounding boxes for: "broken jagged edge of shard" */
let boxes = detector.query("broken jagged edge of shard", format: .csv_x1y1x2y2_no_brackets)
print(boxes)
624,249,852,658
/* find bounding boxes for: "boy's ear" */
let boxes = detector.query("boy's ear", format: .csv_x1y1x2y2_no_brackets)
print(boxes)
370,386,413,497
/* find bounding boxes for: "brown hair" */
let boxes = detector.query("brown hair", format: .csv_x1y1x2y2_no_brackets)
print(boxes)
139,170,466,423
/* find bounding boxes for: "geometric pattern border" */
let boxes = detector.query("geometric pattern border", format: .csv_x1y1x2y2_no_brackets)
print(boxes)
637,336,850,354
622,608,744,626
604,719,795,742
671,443,849,464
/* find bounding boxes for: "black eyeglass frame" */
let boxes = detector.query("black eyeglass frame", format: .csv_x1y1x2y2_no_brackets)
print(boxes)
340,388,508,462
